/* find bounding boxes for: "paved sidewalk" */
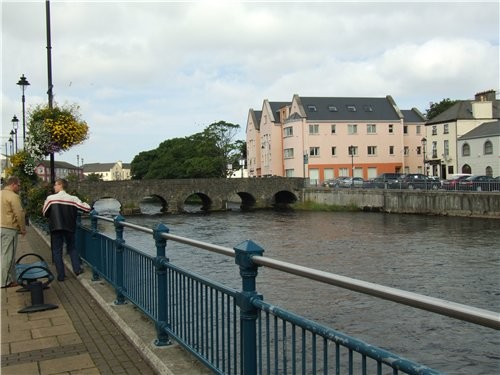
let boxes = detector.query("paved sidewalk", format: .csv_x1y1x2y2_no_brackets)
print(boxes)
1,226,211,375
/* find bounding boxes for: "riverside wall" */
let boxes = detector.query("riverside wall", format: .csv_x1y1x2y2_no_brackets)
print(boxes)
303,189,500,219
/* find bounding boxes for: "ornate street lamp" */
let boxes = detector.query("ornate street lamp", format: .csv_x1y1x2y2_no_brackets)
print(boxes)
8,137,13,157
11,115,19,153
349,145,355,187
17,74,30,147
421,137,427,175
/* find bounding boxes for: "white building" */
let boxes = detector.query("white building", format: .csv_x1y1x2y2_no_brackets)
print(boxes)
83,161,131,181
457,120,500,177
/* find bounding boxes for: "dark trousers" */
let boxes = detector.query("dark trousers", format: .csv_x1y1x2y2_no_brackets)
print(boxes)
51,230,80,280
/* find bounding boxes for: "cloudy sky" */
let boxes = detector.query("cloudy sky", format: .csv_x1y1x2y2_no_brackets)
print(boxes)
2,0,498,166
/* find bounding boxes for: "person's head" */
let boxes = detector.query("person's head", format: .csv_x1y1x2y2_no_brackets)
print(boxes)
54,178,68,193
5,176,21,193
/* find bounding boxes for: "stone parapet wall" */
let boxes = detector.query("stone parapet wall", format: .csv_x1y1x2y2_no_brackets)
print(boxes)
304,189,500,218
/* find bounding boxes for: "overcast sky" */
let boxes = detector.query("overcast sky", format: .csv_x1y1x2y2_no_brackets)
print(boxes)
2,0,499,165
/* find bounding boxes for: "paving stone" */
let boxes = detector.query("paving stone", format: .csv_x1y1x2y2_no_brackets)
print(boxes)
39,353,95,374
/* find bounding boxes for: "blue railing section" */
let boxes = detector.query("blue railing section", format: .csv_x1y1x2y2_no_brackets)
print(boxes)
76,211,499,375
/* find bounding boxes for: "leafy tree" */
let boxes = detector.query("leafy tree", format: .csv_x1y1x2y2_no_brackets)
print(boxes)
425,98,459,120
85,173,103,182
131,121,242,179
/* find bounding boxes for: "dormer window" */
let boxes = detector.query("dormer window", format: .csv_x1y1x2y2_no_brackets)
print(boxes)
346,105,356,112
307,105,317,112
328,105,338,112
363,105,373,112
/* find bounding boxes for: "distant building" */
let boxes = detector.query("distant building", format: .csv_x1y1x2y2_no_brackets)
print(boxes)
425,90,499,179
83,161,131,181
35,160,83,182
457,120,500,177
246,93,426,184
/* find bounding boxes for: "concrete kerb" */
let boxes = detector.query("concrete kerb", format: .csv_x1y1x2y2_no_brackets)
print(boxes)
32,225,211,375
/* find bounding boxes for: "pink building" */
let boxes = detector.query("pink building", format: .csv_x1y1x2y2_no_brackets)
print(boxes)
246,94,426,184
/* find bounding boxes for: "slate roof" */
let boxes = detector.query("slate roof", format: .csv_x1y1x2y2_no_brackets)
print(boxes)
401,109,426,123
426,100,500,125
248,109,262,131
269,101,291,123
458,120,500,140
293,96,402,121
83,162,131,173
37,160,78,169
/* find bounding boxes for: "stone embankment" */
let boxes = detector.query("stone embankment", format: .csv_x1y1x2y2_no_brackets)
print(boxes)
303,189,500,218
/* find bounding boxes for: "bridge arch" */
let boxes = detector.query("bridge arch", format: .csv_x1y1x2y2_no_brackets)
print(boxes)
78,178,305,214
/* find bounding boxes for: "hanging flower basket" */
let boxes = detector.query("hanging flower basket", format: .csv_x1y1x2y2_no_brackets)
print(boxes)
27,103,89,160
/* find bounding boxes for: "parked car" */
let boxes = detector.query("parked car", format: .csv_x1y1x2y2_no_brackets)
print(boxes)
338,177,365,188
367,173,403,189
458,175,499,191
322,177,349,188
399,174,441,190
442,174,472,190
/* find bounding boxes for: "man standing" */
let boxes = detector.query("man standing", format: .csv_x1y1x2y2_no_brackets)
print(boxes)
42,178,90,281
1,176,26,288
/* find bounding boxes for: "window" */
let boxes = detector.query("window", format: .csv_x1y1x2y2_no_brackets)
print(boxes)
367,146,377,155
331,124,336,134
404,146,409,156
307,105,317,112
417,146,422,155
331,146,336,156
367,124,376,134
328,106,338,112
348,146,357,156
309,124,319,134
443,140,449,157
443,124,449,134
462,143,470,156
285,169,294,177
348,124,358,134
403,125,408,134
363,105,373,112
416,125,421,135
388,124,394,134
432,141,437,158
484,140,493,155
389,146,394,155
432,126,437,135
339,168,349,177
284,148,294,159
284,126,293,137
309,147,320,157
346,105,356,112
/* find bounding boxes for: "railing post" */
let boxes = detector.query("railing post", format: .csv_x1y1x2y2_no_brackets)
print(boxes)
234,240,264,375
114,215,126,305
153,223,172,346
89,210,100,281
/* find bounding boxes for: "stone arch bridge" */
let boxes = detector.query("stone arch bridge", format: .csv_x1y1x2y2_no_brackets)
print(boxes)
78,178,305,214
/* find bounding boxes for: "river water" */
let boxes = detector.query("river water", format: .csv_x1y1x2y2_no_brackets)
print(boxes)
91,200,499,374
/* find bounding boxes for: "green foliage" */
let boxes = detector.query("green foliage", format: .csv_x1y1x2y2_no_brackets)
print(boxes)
85,173,103,182
26,183,52,221
131,121,242,179
425,98,459,120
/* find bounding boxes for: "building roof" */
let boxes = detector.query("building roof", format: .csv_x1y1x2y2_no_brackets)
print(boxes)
268,101,290,123
458,120,500,140
83,162,131,173
293,96,402,121
36,160,78,169
401,108,426,123
426,100,500,125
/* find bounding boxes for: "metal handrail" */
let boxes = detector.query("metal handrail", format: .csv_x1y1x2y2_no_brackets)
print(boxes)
95,214,500,330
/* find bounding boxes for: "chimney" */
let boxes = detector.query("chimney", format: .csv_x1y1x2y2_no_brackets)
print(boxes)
474,89,496,101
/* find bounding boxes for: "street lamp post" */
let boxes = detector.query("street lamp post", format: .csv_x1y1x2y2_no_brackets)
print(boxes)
8,137,13,158
349,145,354,187
239,158,245,178
421,137,427,176
11,115,19,153
17,74,30,147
